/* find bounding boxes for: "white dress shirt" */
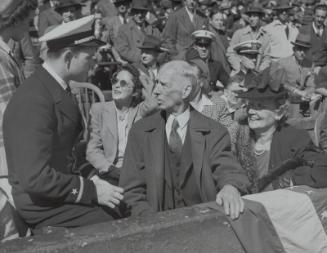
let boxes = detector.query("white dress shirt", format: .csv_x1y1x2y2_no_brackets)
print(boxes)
166,107,190,144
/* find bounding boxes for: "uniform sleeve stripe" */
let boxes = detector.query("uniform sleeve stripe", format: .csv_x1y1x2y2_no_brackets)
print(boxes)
75,177,84,203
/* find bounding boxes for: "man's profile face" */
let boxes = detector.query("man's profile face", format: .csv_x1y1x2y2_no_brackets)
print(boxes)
314,9,327,29
193,42,211,60
154,68,185,110
248,13,260,28
133,10,147,25
294,45,308,62
69,47,96,82
141,49,158,66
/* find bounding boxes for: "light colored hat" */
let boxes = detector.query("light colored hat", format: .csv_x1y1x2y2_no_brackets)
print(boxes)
233,40,262,54
39,15,105,51
192,29,215,45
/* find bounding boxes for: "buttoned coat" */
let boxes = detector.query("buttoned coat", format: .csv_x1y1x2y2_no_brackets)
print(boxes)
86,101,142,173
115,20,161,63
3,67,106,228
119,109,250,216
162,7,209,52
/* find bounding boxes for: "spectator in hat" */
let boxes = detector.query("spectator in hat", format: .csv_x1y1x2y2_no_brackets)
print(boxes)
55,0,85,23
119,60,250,218
102,0,131,44
0,0,37,240
115,0,161,63
263,1,299,60
4,16,124,229
162,0,209,54
186,29,230,91
300,4,327,69
38,0,63,36
227,4,271,74
274,33,316,118
234,65,327,193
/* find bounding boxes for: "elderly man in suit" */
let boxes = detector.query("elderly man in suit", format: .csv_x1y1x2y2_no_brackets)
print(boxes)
162,0,209,53
115,0,161,63
119,60,250,219
3,16,124,229
300,4,327,69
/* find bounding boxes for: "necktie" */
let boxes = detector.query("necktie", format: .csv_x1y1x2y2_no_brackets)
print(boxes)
285,25,289,40
169,119,183,156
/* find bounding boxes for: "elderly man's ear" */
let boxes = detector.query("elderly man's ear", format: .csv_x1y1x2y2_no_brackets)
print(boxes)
182,84,193,99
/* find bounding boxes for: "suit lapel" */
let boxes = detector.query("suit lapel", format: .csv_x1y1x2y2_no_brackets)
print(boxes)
127,105,139,131
180,7,195,32
103,102,118,139
37,67,81,125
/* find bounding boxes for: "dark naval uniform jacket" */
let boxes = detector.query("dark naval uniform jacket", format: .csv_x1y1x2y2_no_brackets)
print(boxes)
119,109,250,216
3,67,107,228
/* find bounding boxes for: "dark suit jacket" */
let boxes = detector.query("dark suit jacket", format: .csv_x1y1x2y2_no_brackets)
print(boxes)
119,109,250,216
3,67,98,225
163,7,208,52
300,23,327,66
115,20,161,63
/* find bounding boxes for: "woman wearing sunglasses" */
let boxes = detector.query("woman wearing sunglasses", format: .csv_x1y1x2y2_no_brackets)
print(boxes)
86,64,154,186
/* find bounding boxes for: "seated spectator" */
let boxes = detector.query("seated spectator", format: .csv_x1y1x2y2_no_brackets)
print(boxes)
235,66,327,193
119,60,250,219
115,0,161,63
86,65,153,185
227,4,271,74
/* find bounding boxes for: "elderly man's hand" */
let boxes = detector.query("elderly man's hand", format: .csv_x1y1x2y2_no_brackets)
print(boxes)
216,184,244,220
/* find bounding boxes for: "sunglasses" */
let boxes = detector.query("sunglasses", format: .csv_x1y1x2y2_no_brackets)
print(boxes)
111,74,133,88
195,42,211,48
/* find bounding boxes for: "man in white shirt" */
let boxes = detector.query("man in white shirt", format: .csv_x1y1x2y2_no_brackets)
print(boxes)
119,60,250,218
3,16,124,229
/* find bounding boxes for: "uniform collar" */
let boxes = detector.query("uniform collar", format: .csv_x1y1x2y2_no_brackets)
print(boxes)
0,37,12,55
42,62,68,91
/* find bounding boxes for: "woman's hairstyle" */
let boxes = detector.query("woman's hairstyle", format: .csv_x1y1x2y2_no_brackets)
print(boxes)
115,64,143,106
0,0,37,30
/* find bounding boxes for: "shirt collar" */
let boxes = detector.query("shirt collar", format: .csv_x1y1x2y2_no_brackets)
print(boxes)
167,107,190,129
42,62,68,91
0,37,12,55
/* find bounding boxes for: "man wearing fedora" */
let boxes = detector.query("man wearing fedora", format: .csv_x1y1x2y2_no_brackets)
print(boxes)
162,0,208,54
275,33,316,118
264,1,299,60
300,3,327,68
115,0,161,63
227,4,271,74
55,0,84,22
4,16,124,229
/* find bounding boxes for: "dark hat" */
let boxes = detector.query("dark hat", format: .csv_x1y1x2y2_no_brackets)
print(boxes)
238,65,288,100
198,0,212,6
56,0,84,12
245,4,265,15
39,15,105,51
291,33,311,48
112,0,131,6
272,0,293,11
138,35,166,52
314,3,327,11
131,0,149,11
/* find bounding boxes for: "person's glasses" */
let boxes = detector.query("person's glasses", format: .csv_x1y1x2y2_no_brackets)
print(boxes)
111,75,133,88
195,42,210,48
